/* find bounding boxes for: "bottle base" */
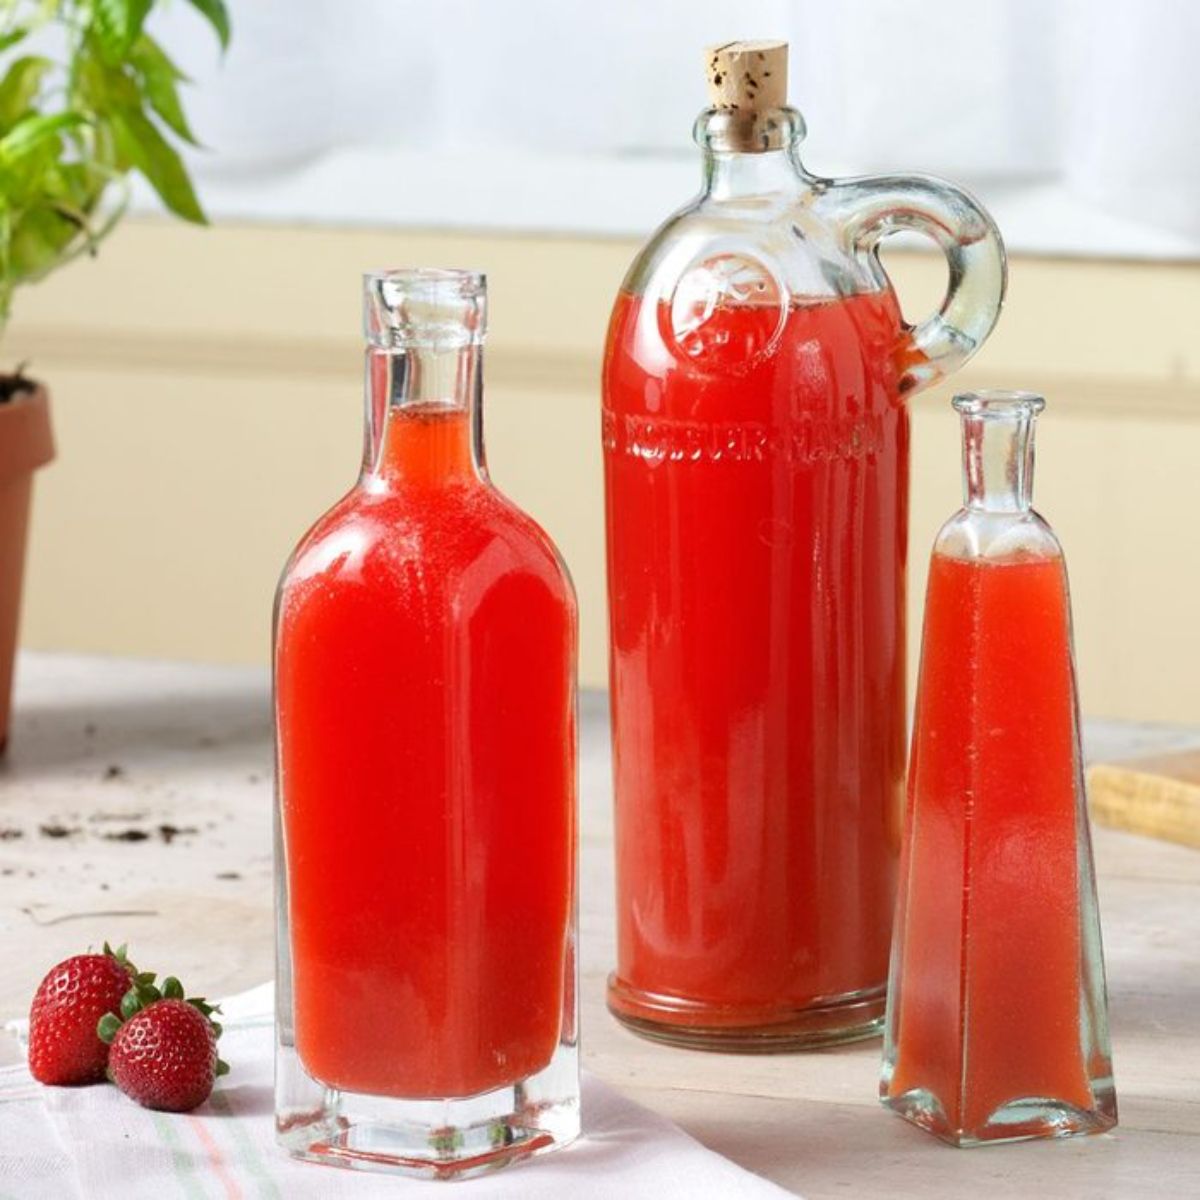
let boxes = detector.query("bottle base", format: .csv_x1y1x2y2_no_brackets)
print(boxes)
276,1041,580,1181
606,974,886,1051
881,1087,1118,1147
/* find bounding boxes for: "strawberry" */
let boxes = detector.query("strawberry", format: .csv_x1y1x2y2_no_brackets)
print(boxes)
99,978,228,1113
28,943,137,1085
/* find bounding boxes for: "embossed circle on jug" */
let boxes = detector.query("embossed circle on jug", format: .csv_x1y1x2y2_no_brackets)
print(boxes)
660,249,788,376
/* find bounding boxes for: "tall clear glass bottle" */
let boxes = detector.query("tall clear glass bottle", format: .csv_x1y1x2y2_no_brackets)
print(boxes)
603,40,1006,1049
882,391,1117,1145
274,269,580,1179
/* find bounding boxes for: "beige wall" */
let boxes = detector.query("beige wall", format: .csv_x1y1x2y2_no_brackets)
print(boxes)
8,220,1200,723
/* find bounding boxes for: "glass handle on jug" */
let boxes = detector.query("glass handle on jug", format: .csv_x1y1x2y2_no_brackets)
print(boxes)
816,176,1007,395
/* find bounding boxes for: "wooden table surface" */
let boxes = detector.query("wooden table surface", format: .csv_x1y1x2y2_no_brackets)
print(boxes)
2,652,1199,1198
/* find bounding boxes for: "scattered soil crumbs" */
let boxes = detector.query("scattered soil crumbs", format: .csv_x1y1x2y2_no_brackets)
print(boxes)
39,824,79,839
102,764,124,781
157,824,197,844
19,810,204,849
215,871,242,881
97,823,197,844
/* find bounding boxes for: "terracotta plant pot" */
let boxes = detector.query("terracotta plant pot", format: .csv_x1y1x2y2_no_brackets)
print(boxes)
0,386,54,751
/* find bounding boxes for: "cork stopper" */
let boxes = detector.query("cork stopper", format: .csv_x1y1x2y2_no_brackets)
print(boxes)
706,40,788,111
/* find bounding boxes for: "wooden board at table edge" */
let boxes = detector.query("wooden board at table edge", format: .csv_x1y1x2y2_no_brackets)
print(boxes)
1087,750,1200,850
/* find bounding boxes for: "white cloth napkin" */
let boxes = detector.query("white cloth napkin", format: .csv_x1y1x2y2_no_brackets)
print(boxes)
2,983,797,1199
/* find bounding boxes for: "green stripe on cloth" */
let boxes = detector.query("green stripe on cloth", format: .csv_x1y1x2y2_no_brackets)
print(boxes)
206,1090,282,1199
151,1110,210,1200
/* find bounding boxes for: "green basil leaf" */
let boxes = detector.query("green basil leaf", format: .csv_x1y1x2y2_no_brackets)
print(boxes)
131,36,197,145
111,105,205,223
56,160,108,213
0,112,86,164
8,153,67,211
0,57,52,133
184,0,231,50
0,29,29,55
92,0,154,64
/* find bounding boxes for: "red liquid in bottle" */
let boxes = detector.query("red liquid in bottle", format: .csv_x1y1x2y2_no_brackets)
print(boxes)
603,289,908,1032
276,409,576,1099
887,552,1092,1129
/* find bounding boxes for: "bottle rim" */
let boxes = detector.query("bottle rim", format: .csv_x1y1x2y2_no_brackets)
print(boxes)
363,266,485,292
693,105,806,154
952,389,1046,418
363,268,487,348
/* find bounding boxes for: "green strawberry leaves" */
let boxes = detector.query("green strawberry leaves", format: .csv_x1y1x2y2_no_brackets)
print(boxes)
97,965,226,1055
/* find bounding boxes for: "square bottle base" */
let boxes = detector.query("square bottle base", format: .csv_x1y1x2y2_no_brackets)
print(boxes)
276,1041,580,1181
882,1086,1117,1147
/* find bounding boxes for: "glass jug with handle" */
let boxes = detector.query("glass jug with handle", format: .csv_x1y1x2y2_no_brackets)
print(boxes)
602,39,1006,1050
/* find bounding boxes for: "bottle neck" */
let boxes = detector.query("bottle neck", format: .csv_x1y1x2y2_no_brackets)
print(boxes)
695,106,813,202
363,343,485,487
956,394,1044,514
704,148,810,200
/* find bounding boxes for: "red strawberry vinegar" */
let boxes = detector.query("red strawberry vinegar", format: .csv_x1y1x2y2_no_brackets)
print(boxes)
603,289,908,1035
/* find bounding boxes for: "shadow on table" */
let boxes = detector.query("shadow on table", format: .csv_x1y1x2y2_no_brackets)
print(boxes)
2,679,272,779
209,1082,274,1119
1109,971,1200,1041
680,1092,1126,1196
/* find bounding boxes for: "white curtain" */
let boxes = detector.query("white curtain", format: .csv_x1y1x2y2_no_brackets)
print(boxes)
151,0,1200,239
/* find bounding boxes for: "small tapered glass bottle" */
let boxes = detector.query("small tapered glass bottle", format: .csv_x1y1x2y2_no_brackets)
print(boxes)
274,269,580,1179
881,390,1117,1146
